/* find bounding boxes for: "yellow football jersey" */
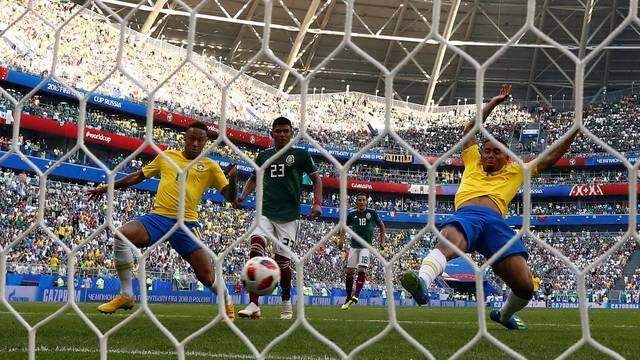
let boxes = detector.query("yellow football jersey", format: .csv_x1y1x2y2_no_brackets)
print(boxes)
142,150,228,221
454,144,537,217
532,276,541,292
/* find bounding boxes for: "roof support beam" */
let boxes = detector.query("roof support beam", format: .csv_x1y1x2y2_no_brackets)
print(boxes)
526,0,550,101
530,84,551,106
302,0,336,73
278,0,322,91
603,0,616,86
578,0,595,59
539,48,574,86
424,0,461,106
375,0,409,91
545,9,580,45
448,0,479,104
227,0,259,61
140,0,168,34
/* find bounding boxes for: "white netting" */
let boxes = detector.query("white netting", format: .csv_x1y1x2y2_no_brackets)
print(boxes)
0,0,638,359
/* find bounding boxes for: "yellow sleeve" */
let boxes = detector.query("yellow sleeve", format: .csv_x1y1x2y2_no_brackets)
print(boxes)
461,144,481,168
514,161,539,177
208,161,229,191
141,155,162,178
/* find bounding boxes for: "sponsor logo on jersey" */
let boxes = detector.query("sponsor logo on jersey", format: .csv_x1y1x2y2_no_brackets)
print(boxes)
285,154,295,166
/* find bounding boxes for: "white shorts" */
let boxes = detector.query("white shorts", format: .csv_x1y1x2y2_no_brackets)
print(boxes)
252,215,298,258
347,247,370,268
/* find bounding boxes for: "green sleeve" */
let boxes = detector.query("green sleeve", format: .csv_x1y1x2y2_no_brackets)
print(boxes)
255,151,265,168
372,210,382,225
301,150,317,175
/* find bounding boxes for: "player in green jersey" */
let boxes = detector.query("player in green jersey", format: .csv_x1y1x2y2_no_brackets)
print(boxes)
339,193,386,309
236,117,323,319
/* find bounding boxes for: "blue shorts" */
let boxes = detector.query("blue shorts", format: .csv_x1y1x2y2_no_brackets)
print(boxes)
439,205,528,264
136,213,204,259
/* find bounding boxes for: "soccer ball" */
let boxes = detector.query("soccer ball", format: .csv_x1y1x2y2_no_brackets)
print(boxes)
241,256,281,295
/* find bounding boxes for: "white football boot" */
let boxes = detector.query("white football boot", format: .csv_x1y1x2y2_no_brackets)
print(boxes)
280,300,293,320
238,302,261,319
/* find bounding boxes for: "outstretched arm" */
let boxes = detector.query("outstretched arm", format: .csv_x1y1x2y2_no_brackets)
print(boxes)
86,170,147,200
536,129,579,172
377,220,386,248
220,164,237,203
309,173,323,220
235,174,256,207
462,84,512,149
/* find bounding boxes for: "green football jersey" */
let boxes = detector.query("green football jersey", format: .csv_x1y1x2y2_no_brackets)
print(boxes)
347,208,380,248
255,147,317,222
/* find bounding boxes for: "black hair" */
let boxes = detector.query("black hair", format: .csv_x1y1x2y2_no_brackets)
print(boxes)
356,192,368,199
186,121,209,133
272,116,292,129
482,137,508,148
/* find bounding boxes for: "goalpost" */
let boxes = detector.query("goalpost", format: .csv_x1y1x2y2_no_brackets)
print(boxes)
0,0,637,359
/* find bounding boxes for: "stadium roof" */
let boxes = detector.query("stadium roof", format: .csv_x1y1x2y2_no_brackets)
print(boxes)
87,0,640,106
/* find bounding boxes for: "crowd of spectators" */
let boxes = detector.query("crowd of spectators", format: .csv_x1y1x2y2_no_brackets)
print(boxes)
526,231,636,291
3,0,640,159
1,169,637,294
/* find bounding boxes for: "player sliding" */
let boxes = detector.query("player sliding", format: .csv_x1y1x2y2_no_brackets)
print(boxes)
236,116,323,320
340,193,385,309
87,122,238,319
401,85,578,330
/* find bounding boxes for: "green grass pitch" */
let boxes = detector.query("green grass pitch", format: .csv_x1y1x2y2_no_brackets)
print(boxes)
0,302,638,359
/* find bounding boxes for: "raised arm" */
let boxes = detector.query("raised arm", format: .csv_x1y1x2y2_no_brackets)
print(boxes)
86,170,147,200
462,84,512,149
535,129,579,172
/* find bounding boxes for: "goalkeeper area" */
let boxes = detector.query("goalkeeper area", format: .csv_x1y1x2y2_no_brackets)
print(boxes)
1,303,638,359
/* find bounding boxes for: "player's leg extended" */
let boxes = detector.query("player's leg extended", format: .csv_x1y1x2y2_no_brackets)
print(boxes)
401,225,468,305
247,235,267,304
490,255,533,330
272,220,297,320
274,253,293,319
341,267,356,309
238,218,271,319
97,220,148,314
186,248,235,321
349,248,370,306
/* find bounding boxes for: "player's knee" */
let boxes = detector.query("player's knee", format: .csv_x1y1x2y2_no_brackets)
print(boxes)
195,270,214,288
345,267,355,275
512,282,534,300
250,236,267,257
274,254,291,270
117,222,147,248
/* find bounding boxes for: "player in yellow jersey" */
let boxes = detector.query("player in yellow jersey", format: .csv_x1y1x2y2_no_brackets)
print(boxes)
87,122,238,319
401,85,578,330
